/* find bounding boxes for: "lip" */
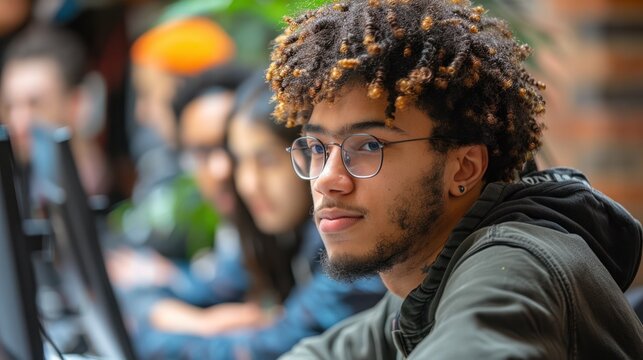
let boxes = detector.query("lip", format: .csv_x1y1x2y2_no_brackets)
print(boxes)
214,191,236,216
316,208,364,233
250,204,271,216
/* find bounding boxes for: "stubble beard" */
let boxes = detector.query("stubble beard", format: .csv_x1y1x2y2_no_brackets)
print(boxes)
320,158,446,282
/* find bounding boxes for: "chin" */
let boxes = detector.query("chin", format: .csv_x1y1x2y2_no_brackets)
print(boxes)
319,249,384,283
323,245,363,264
255,218,287,236
321,234,362,254
326,249,368,264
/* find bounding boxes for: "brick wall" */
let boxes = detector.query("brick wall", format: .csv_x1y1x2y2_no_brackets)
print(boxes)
529,0,643,285
529,0,643,222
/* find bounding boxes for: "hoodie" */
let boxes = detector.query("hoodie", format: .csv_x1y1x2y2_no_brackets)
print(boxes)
282,168,643,359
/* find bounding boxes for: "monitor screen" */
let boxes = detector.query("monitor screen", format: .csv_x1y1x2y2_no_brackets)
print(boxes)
31,125,137,360
0,125,44,360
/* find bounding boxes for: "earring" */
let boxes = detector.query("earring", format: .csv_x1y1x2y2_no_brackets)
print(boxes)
458,185,465,194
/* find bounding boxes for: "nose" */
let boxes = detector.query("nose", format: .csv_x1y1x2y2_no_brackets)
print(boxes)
312,145,354,197
9,106,32,133
6,105,34,162
208,151,232,181
134,98,149,125
235,161,261,199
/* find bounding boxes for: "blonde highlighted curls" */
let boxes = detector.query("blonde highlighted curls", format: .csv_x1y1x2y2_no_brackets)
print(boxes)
367,66,386,99
267,0,546,182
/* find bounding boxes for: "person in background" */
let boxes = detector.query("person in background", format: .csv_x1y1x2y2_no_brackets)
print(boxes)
125,73,387,360
108,65,249,293
113,16,235,260
128,16,234,199
0,23,114,349
1,24,110,206
264,0,643,358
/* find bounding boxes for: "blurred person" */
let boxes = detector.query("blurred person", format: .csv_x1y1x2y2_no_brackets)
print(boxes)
128,16,234,196
108,65,248,291
0,23,114,351
174,66,244,219
1,23,110,201
113,16,235,260
131,16,234,147
125,73,386,360
264,0,643,358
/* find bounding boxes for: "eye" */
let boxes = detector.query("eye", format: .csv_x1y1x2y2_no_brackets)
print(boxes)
343,151,352,166
309,143,325,155
359,140,381,152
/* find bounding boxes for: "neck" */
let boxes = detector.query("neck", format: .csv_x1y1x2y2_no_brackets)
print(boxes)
70,137,109,196
379,183,484,298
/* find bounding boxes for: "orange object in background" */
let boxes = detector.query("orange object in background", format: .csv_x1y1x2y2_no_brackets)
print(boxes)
131,17,235,76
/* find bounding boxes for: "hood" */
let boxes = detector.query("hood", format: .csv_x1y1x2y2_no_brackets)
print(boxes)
394,168,642,355
394,168,643,351
477,167,642,291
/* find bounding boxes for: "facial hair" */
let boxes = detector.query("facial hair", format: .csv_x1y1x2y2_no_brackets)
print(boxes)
320,157,446,282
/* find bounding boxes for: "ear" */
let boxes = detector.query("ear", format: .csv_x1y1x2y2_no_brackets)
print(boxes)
446,144,488,197
70,72,107,138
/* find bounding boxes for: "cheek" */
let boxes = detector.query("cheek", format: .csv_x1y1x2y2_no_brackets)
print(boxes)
264,172,286,205
209,154,233,180
289,178,312,212
355,178,399,220
39,105,66,126
199,164,228,188
273,171,309,208
194,168,214,192
234,165,255,201
311,180,322,202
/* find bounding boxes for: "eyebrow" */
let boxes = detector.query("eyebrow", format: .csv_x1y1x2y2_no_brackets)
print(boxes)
302,120,405,137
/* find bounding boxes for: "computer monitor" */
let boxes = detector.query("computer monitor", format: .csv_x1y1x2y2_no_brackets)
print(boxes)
0,125,44,360
31,125,137,360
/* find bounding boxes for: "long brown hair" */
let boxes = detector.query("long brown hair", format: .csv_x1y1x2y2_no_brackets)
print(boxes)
227,72,310,302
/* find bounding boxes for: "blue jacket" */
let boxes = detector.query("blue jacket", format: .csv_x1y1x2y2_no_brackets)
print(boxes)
122,219,386,359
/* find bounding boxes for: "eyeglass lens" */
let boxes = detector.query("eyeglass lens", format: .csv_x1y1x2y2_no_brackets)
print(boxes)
289,134,383,179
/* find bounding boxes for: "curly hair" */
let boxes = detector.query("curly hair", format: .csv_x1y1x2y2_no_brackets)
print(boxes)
266,0,546,182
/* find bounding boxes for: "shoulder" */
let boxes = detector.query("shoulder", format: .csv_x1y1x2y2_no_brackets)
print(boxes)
435,222,584,334
461,222,612,286
452,222,600,304
463,222,598,273
445,223,570,306
433,222,643,359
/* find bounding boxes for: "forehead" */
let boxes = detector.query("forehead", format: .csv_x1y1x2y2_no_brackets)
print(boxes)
132,65,175,95
307,84,434,136
180,93,233,143
229,117,284,150
2,59,65,92
185,92,233,125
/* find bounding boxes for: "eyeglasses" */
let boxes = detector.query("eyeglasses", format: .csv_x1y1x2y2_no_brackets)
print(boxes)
286,133,446,180
180,144,227,171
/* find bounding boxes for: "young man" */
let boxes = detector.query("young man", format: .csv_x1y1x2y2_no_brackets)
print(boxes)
267,0,643,358
1,25,111,201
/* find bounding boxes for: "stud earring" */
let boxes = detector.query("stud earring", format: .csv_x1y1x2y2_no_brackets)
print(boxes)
458,185,465,194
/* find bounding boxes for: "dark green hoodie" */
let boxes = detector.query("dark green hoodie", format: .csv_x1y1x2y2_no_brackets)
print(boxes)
282,168,643,359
